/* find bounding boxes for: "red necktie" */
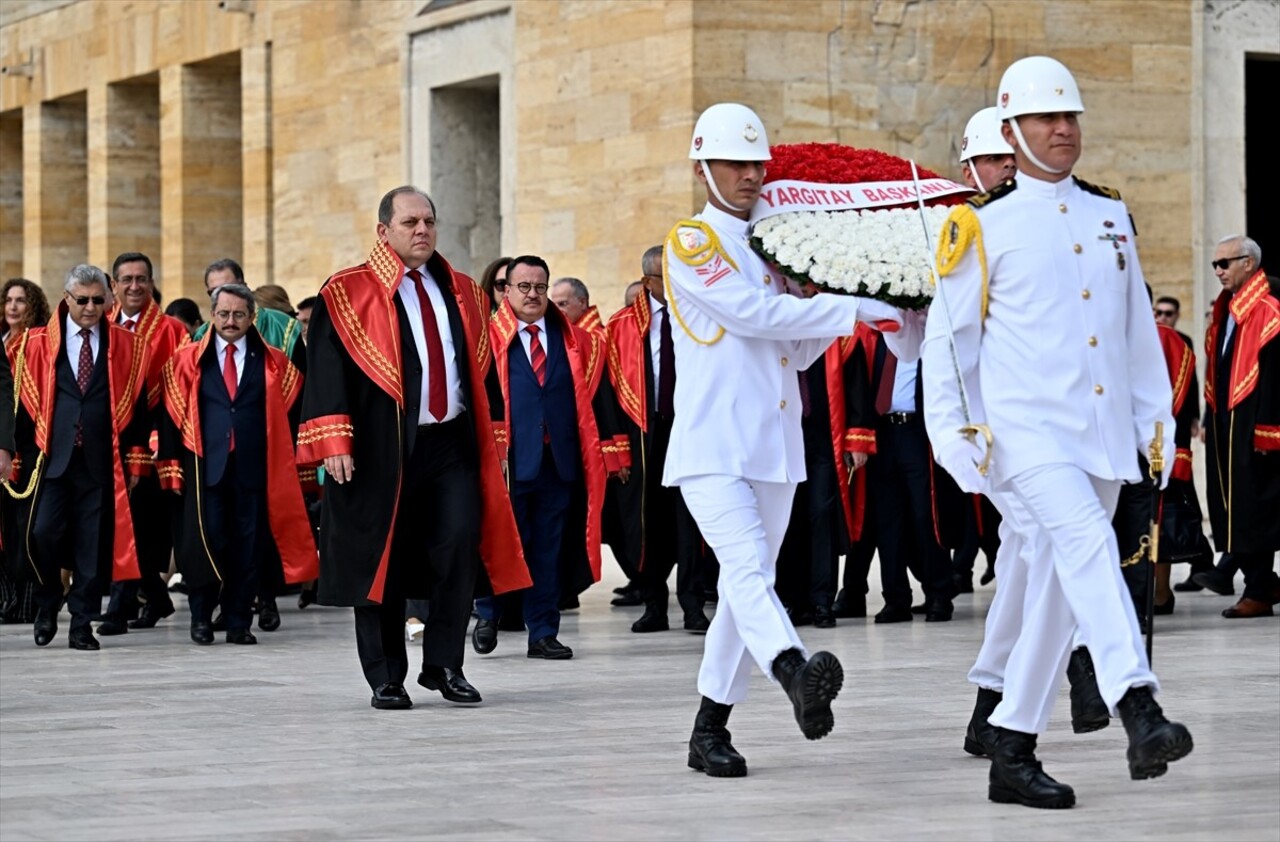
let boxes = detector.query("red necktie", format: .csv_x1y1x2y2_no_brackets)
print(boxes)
223,344,237,451
526,325,546,386
74,328,92,446
408,269,448,421
875,349,898,415
123,318,137,332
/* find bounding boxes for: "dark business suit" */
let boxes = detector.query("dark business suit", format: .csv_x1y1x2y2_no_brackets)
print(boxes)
31,327,115,632
478,319,578,643
869,345,958,611
186,336,269,632
353,273,489,691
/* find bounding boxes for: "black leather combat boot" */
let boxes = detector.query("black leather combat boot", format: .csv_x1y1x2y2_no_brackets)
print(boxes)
964,687,1002,757
1117,686,1193,780
687,697,747,778
988,727,1075,809
1066,647,1111,733
770,648,843,741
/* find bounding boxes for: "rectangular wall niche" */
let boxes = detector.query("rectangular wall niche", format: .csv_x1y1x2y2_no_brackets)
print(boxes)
430,76,500,277
0,110,22,282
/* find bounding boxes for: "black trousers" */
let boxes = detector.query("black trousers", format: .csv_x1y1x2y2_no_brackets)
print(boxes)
32,449,111,631
104,474,177,620
639,414,705,618
1237,551,1280,603
870,414,955,608
188,457,264,632
355,416,480,691
778,453,844,610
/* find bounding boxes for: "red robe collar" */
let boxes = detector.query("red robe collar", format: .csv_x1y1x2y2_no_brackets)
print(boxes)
604,294,652,431
1157,323,1194,418
160,328,317,584
317,242,526,598
1206,269,1280,411
490,299,607,582
17,305,146,582
824,334,865,541
578,305,606,338
110,299,191,408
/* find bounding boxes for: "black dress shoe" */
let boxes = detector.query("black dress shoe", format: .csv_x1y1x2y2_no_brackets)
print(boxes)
953,573,975,594
979,564,996,586
97,616,129,636
1153,593,1175,615
1173,574,1204,593
812,605,836,629
190,622,214,645
832,589,866,619
787,606,813,627
68,627,100,651
417,666,482,704
227,628,258,645
527,636,574,659
874,604,913,624
211,612,228,632
771,648,843,740
258,599,281,632
610,586,644,607
472,618,498,654
371,683,413,710
683,612,711,634
33,610,58,647
558,593,580,612
1192,568,1235,596
297,588,318,609
631,608,670,633
925,599,954,622
128,602,175,629
911,602,928,615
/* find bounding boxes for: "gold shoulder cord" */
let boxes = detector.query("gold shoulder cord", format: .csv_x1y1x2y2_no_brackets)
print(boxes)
3,331,44,500
662,220,732,346
935,205,990,321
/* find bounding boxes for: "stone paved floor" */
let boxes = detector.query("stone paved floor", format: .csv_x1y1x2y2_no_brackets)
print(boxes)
1,558,1277,841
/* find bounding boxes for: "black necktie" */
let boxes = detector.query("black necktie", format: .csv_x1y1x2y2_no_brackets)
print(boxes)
658,306,676,417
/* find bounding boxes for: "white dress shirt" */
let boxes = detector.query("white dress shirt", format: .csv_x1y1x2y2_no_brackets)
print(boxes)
214,333,248,387
889,355,918,414
64,316,101,370
647,293,666,402
396,266,464,424
516,316,550,367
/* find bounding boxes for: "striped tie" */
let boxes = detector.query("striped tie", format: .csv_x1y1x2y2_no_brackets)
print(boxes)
525,325,546,386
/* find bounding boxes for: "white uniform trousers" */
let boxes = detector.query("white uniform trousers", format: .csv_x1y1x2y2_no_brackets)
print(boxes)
988,463,1158,735
969,489,1087,693
681,475,805,705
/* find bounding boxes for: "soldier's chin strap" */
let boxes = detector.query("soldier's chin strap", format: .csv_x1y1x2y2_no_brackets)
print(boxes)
1006,117,1066,176
700,160,750,213
968,164,988,194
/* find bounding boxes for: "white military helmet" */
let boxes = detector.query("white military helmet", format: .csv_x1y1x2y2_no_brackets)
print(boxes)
688,102,771,162
997,55,1085,120
959,106,1014,163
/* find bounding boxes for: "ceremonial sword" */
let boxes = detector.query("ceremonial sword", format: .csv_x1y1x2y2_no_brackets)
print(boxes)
908,160,993,475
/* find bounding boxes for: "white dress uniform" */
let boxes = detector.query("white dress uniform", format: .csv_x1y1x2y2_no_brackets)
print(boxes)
663,202,901,705
922,172,1176,734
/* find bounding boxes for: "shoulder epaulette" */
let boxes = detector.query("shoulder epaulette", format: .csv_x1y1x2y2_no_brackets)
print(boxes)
1073,176,1122,201
966,179,1016,209
667,220,714,266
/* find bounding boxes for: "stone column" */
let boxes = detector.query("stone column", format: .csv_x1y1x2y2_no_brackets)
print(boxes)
241,43,273,290
88,79,161,281
23,95,88,295
160,57,244,303
0,111,22,282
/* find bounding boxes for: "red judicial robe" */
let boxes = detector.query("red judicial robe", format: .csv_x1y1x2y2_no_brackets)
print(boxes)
155,327,318,588
298,241,528,603
490,299,620,586
14,305,149,583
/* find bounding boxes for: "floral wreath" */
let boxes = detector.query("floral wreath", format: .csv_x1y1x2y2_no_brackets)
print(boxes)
749,143,971,310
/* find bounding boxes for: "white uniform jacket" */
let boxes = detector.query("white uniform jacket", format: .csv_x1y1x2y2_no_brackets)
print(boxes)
661,203,870,487
921,173,1174,488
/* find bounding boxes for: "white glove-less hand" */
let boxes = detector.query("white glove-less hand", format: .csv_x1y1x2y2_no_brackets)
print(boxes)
853,297,901,326
936,436,989,494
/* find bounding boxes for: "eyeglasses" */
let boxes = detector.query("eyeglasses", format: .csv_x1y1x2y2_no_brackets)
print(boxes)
115,276,151,286
494,281,508,290
68,294,106,306
1154,309,1176,318
1211,255,1248,271
214,310,252,322
514,282,549,296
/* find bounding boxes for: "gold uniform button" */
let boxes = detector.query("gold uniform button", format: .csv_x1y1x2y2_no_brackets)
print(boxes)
1082,289,1091,300
764,275,772,285
1059,204,1068,213
1073,244,1083,254
1094,385,1104,395
781,357,789,367
779,400,787,409
1088,336,1098,347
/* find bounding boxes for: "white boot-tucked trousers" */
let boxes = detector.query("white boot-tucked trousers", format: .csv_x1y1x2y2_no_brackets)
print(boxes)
984,463,1158,735
680,475,805,705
